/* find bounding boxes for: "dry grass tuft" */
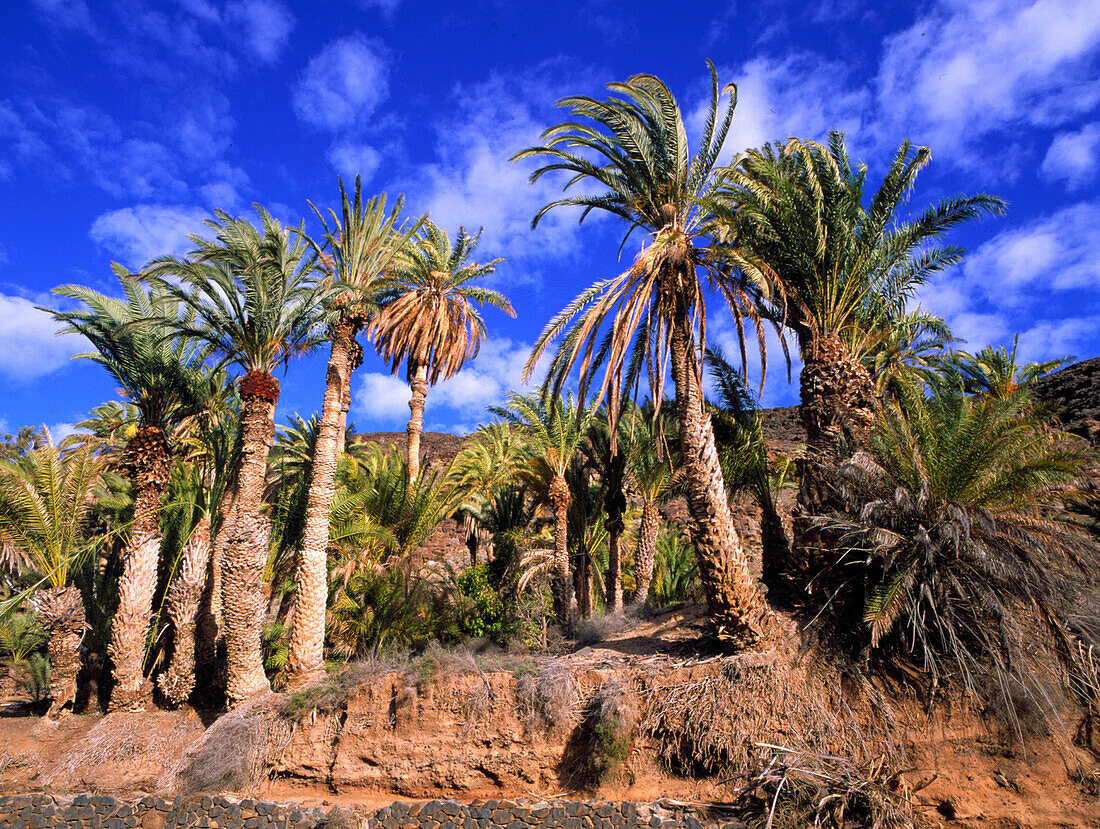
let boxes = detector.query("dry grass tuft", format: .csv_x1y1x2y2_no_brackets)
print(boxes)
166,694,293,793
732,746,921,829
641,649,901,779
46,712,202,788
514,657,581,736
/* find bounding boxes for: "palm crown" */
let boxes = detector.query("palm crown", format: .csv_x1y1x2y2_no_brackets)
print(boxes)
514,63,767,419
145,206,327,376
370,220,514,385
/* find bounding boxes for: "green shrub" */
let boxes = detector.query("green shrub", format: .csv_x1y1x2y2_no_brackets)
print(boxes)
456,564,507,641
649,528,701,608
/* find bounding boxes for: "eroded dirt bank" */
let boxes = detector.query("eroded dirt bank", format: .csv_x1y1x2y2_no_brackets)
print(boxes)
1,620,1097,828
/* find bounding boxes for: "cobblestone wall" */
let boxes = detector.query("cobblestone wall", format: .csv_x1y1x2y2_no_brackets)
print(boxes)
0,794,748,829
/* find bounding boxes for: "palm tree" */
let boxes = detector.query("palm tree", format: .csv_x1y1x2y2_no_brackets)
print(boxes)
145,206,326,703
0,438,103,716
49,272,211,711
705,347,793,595
816,378,1098,720
513,66,774,643
157,373,236,706
490,392,595,627
624,407,682,606
369,221,515,482
954,335,1070,401
717,131,1005,454
284,180,421,685
449,423,527,564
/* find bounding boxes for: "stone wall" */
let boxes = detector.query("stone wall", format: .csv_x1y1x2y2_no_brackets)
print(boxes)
0,794,748,829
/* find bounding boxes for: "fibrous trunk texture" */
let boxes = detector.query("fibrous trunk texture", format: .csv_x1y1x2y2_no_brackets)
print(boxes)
668,302,771,646
285,320,359,684
158,514,212,706
406,360,429,482
34,585,84,718
221,372,278,704
799,332,878,457
108,424,172,712
605,526,623,612
549,475,575,628
632,500,660,606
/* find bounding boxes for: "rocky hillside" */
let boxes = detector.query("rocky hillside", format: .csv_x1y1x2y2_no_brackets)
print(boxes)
1032,355,1100,440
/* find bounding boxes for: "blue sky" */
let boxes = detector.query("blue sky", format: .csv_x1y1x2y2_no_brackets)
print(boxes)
1,0,1098,438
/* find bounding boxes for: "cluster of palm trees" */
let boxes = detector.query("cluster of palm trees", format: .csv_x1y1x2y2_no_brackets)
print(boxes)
0,63,1095,721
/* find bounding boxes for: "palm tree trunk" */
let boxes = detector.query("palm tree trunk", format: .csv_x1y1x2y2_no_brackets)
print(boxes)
799,332,878,456
668,305,771,645
158,514,211,706
108,425,172,712
221,371,278,704
34,585,84,718
406,361,429,481
632,500,660,606
549,475,574,628
605,527,623,612
285,321,358,684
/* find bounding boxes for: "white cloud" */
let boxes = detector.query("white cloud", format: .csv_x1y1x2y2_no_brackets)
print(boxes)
1042,123,1100,189
47,422,83,443
920,201,1100,355
0,294,80,381
697,54,872,161
877,0,1100,166
226,0,294,63
353,337,546,429
89,205,211,268
352,372,410,425
960,201,1100,304
1016,316,1100,363
405,68,598,269
292,36,389,132
327,142,381,181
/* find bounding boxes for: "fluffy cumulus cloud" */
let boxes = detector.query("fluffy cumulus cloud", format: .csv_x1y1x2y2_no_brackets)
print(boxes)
960,201,1100,303
353,337,545,429
698,54,873,161
30,0,97,35
921,200,1100,359
877,0,1100,166
1042,123,1100,188
0,294,80,381
225,0,294,63
292,36,389,132
89,204,211,268
327,142,381,182
406,67,599,271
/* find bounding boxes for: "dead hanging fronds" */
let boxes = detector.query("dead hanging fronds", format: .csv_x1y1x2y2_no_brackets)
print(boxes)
732,745,921,829
514,657,581,736
591,675,641,783
641,651,902,779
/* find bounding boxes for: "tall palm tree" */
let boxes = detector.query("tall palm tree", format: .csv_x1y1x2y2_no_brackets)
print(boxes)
49,272,211,711
0,438,103,716
513,66,774,643
490,392,595,627
369,221,515,482
284,180,422,685
717,131,1005,454
145,206,326,703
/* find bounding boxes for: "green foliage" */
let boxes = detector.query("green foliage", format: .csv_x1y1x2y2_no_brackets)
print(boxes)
0,426,47,464
262,619,290,674
593,718,631,778
328,566,459,657
455,564,507,641
649,526,701,608
815,379,1100,721
0,609,50,699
